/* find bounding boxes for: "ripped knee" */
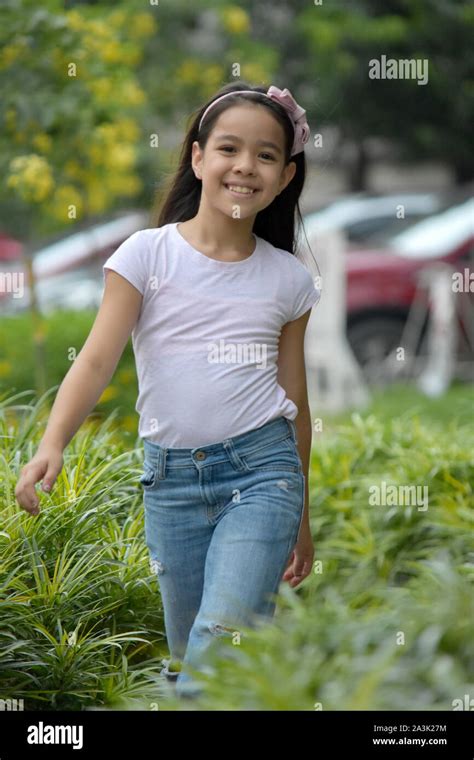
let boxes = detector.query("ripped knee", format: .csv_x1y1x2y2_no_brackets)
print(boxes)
209,622,233,636
208,622,242,644
150,558,165,576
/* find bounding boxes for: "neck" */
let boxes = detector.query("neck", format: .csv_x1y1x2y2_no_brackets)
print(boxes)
183,209,256,254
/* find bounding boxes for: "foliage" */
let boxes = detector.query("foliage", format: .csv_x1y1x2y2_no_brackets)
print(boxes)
296,0,474,179
0,0,152,239
0,388,472,710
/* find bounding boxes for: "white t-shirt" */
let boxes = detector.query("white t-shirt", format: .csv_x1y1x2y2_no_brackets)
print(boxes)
102,221,321,447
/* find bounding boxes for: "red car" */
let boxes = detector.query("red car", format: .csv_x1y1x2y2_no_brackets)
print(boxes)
345,197,474,381
0,233,22,262
0,211,148,315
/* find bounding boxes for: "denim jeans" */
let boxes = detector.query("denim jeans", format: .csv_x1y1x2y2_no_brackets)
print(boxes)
140,415,305,699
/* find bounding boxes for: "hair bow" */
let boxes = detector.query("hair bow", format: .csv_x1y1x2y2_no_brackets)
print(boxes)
266,86,310,156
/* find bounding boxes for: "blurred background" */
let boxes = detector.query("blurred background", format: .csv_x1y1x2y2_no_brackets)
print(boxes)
1,0,472,415
0,0,473,713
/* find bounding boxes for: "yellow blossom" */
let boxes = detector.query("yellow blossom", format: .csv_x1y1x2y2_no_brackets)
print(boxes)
96,123,117,142
98,386,119,404
221,7,250,35
66,10,86,32
7,155,55,203
120,46,143,67
87,19,114,40
32,133,53,154
128,12,158,38
87,78,114,100
101,40,123,64
103,173,142,196
64,161,85,180
6,175,20,188
202,65,225,90
106,144,136,171
0,44,22,68
242,62,271,84
115,118,140,141
120,81,146,106
0,361,12,378
108,10,127,28
122,415,138,433
45,184,84,222
176,59,201,85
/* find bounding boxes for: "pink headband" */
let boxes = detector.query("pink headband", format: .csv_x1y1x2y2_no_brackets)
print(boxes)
198,85,310,156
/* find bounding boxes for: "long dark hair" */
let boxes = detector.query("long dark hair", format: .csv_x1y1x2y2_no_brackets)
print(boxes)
152,80,319,271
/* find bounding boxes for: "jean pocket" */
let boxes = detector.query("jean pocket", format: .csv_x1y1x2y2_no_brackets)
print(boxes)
139,460,157,489
241,436,301,473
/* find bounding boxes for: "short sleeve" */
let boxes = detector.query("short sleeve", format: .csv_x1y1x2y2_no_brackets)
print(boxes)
289,262,321,321
102,230,148,295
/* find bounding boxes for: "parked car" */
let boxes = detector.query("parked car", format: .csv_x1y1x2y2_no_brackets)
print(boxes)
304,192,444,245
0,211,148,315
345,197,474,382
0,232,23,263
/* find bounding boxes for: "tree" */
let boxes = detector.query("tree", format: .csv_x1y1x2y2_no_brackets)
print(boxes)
0,1,154,240
297,0,474,188
0,0,153,391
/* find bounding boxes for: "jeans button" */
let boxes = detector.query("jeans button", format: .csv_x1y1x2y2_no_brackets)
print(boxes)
195,451,206,460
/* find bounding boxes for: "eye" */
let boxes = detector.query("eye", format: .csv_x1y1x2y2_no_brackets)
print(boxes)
219,146,275,160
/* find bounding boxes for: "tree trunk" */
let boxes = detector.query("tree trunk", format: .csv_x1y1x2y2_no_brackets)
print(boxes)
349,139,369,192
23,241,48,396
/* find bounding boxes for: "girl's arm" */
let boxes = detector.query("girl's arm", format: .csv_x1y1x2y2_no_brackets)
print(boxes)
276,309,313,532
15,271,143,513
277,309,316,587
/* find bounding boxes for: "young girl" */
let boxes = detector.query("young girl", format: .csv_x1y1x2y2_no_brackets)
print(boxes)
15,81,321,701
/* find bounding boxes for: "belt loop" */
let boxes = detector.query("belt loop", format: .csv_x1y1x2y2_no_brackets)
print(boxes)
157,446,167,479
288,418,298,445
223,439,246,472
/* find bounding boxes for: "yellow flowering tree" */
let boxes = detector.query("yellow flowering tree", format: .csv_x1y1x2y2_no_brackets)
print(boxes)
1,2,155,239
0,0,155,392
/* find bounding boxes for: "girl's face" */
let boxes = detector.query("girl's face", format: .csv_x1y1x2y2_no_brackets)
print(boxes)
191,104,297,220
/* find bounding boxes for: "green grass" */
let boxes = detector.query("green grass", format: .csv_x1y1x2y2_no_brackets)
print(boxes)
323,380,474,429
0,384,473,710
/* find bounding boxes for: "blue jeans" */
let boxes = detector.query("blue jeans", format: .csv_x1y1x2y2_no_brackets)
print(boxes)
140,416,305,699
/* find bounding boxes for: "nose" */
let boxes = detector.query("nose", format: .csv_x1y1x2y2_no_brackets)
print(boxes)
232,151,257,175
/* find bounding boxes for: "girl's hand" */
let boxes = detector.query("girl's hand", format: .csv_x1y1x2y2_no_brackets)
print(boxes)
15,445,64,516
281,529,314,587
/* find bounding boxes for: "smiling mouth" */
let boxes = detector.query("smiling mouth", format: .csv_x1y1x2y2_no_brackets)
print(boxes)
224,184,259,196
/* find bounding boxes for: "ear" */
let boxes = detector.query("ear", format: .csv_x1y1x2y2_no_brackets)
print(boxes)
278,160,297,194
191,140,203,180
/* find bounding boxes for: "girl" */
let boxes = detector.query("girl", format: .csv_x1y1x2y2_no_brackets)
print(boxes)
15,81,321,701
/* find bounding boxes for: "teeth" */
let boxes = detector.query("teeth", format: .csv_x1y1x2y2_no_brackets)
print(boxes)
226,185,255,194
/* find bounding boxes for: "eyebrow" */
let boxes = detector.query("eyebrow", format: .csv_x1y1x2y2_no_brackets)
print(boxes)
213,133,282,155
